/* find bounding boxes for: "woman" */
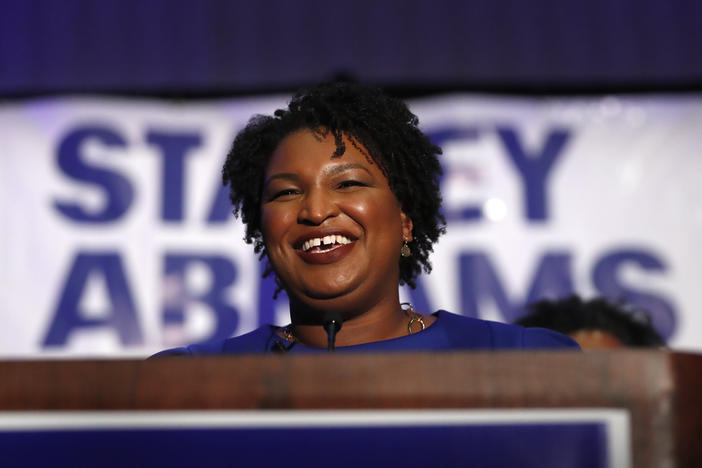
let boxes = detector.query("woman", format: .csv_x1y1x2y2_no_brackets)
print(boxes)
157,82,578,355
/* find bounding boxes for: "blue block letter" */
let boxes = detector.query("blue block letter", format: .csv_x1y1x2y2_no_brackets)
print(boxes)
207,183,233,223
163,254,239,344
460,251,574,323
424,126,483,221
497,126,570,221
593,249,677,339
54,126,132,222
43,252,143,346
146,130,202,221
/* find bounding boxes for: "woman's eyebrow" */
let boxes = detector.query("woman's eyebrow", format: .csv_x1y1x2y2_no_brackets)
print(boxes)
323,162,372,177
264,163,372,187
263,172,299,187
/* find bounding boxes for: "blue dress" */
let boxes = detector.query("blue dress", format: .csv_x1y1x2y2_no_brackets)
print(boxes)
154,310,579,355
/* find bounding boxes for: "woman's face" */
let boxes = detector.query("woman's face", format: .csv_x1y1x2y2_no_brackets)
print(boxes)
260,129,413,313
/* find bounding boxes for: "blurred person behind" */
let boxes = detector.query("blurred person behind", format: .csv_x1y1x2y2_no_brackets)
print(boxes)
515,295,665,349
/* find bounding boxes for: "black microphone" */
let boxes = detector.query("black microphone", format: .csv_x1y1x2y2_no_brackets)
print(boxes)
322,311,343,352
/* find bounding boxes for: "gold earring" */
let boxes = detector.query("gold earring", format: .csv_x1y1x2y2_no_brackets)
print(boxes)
400,240,411,257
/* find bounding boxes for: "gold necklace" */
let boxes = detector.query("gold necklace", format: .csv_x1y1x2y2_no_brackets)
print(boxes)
281,325,296,343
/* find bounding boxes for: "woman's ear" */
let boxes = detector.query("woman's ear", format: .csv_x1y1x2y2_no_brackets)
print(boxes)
400,211,414,241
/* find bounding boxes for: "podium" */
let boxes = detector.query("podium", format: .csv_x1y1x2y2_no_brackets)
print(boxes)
0,351,700,467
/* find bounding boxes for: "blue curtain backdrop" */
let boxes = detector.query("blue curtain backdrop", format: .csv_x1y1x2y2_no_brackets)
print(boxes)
1,0,701,96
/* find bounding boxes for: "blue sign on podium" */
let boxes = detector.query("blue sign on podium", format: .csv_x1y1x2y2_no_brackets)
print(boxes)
0,409,630,468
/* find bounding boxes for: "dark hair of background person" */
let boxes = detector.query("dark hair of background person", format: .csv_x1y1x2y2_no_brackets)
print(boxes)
515,295,665,347
222,81,446,293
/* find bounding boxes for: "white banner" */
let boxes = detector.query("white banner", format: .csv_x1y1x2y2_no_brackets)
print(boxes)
1,94,700,356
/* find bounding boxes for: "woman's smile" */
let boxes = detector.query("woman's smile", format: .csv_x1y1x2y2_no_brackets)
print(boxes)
293,231,358,264
299,234,354,253
296,240,355,264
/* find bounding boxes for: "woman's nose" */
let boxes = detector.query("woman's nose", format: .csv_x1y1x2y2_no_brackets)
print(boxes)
297,189,338,225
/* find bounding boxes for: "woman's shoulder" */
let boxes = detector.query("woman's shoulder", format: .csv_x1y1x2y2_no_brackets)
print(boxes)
433,310,580,350
150,325,279,357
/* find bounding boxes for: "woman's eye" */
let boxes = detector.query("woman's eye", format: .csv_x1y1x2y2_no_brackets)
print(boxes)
338,180,367,189
270,189,299,200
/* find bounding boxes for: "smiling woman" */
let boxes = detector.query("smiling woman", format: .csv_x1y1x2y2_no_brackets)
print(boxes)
154,82,579,355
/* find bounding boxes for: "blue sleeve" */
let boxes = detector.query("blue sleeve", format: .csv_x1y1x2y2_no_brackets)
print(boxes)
522,327,581,349
149,326,277,357
149,347,192,358
485,319,581,350
148,339,227,357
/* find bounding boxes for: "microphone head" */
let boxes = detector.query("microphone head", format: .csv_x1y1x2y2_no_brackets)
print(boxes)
322,310,343,333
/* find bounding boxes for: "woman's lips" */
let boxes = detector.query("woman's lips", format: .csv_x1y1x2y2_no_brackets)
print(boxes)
295,241,355,264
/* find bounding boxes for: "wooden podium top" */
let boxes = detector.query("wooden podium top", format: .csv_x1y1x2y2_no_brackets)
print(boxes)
0,350,700,467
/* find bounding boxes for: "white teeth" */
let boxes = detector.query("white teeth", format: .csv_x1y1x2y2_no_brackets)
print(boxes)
300,235,353,252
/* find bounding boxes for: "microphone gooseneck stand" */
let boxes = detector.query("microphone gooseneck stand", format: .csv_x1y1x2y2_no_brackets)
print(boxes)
322,311,343,352
270,312,343,353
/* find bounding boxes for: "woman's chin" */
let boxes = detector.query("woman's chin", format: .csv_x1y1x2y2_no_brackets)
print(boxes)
296,280,361,303
301,287,351,301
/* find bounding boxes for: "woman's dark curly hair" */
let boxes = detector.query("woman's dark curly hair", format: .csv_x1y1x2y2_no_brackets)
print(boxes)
222,81,445,291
